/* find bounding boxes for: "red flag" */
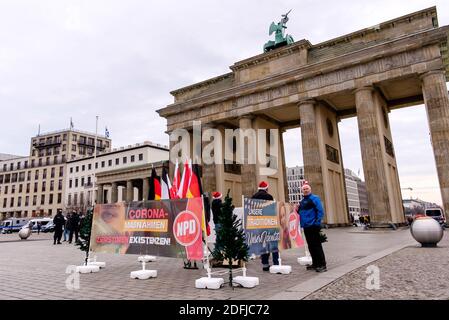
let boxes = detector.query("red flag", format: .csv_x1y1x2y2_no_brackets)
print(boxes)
178,160,191,199
171,160,180,199
186,167,201,198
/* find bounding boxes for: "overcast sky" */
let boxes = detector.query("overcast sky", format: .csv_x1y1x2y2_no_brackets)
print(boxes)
1,0,448,204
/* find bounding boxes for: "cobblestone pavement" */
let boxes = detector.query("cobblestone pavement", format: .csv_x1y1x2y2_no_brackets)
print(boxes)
0,227,413,300
306,229,449,300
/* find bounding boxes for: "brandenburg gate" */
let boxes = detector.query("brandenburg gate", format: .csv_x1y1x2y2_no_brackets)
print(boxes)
158,7,449,227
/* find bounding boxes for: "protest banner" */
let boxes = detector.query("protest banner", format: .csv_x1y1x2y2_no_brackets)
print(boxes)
90,198,204,260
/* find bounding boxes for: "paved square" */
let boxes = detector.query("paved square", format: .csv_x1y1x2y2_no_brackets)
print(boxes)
0,228,415,299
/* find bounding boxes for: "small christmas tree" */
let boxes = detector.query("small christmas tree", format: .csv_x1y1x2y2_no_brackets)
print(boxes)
212,191,249,287
76,207,93,265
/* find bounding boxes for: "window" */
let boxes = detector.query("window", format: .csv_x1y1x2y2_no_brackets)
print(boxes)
74,193,78,205
19,172,25,182
41,195,45,205
34,170,39,180
4,186,8,194
115,158,119,165
80,192,84,205
57,193,62,204
95,162,98,169
139,154,143,161
46,157,50,165
43,169,47,179
62,144,66,151
10,197,14,207
123,157,127,164
69,179,72,188
72,145,76,151
27,171,31,181
81,177,84,186
42,181,46,192
87,176,91,186
5,174,10,183
88,164,92,170
33,195,37,206
82,165,85,171
131,155,135,162
10,163,13,170
11,185,15,194
3,198,6,208
26,183,30,193
49,194,53,205
63,134,67,141
101,161,105,168
25,196,29,206
50,181,54,191
17,162,21,170
3,164,6,171
38,158,42,166
76,166,79,173
19,184,23,193
75,179,78,188
68,194,72,206
70,167,73,174
59,166,63,177
0,175,3,184
51,168,55,178
72,134,77,142
12,173,17,183
58,180,62,190
34,183,38,193
108,159,112,166
18,197,22,206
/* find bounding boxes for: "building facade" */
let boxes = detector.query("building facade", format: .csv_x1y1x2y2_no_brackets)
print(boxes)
0,129,111,219
287,166,306,204
65,141,169,210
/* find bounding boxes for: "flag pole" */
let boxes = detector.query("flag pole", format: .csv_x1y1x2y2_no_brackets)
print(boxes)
92,116,98,207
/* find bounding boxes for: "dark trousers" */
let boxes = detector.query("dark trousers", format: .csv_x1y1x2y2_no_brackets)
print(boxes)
304,226,326,267
69,229,79,243
261,251,279,268
54,228,63,243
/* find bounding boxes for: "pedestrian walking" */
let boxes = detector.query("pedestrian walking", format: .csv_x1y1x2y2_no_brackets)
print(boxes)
299,182,327,273
252,181,279,271
37,221,41,235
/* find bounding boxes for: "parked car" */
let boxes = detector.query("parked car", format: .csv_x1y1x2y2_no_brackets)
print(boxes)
425,207,446,225
1,218,29,234
21,218,52,232
41,221,55,233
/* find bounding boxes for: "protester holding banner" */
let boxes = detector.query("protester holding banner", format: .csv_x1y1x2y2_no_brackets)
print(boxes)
299,183,327,273
251,181,279,271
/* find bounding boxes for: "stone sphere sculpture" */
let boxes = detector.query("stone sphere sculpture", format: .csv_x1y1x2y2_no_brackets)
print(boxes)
18,227,32,240
410,217,444,247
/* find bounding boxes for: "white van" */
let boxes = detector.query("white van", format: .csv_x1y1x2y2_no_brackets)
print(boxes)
1,218,29,233
425,207,446,225
23,218,52,232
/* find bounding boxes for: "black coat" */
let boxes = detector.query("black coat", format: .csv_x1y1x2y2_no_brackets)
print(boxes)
251,190,274,201
211,199,222,224
53,214,65,230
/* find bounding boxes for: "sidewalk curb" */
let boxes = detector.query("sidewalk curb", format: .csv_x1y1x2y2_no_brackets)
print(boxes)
267,240,416,300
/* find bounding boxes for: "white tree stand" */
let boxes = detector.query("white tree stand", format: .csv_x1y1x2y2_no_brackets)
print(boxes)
130,259,157,280
138,255,157,263
87,255,106,268
195,245,224,289
76,264,100,273
233,266,259,288
297,228,313,266
269,255,292,274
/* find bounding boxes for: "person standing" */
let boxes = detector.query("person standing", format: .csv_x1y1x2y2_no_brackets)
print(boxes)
37,222,41,235
299,183,327,272
53,210,65,245
252,181,279,271
63,213,71,242
68,212,80,244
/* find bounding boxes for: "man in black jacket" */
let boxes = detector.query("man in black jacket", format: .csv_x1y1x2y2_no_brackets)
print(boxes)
53,209,65,245
68,211,80,244
251,181,279,271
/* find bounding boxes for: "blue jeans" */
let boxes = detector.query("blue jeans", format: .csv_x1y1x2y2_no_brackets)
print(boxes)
63,228,70,241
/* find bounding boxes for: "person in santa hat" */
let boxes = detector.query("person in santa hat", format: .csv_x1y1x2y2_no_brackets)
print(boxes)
252,181,279,271
299,182,327,272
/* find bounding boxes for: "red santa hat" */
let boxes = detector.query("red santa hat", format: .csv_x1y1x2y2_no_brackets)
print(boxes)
258,181,269,190
302,181,311,189
212,191,222,199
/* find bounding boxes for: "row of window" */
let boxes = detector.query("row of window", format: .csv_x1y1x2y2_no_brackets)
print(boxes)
68,153,144,174
0,167,64,184
0,180,63,194
69,176,92,189
2,193,62,208
2,157,66,172
67,192,91,207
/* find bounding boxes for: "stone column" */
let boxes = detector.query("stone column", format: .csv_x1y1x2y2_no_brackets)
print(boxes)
279,128,289,202
421,70,449,221
239,115,257,197
142,178,149,201
298,100,326,204
201,123,217,194
97,184,104,204
126,180,133,202
111,182,118,203
355,86,392,225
